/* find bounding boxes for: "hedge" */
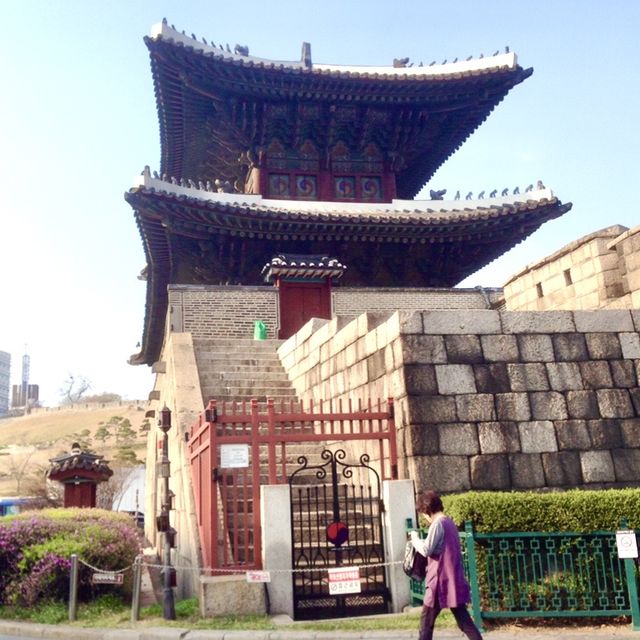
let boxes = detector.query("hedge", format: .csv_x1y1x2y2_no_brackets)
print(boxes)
440,489,640,533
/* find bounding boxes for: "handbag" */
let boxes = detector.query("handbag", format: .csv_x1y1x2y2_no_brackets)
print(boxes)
403,539,426,581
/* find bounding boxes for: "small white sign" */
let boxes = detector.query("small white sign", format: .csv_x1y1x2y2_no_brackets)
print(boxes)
616,531,638,559
246,570,271,583
220,444,249,468
327,566,361,595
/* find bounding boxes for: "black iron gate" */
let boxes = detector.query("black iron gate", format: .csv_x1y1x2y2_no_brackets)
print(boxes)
289,449,390,620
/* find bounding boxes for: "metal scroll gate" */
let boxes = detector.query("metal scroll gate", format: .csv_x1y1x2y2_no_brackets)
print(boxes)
289,448,390,620
187,397,397,576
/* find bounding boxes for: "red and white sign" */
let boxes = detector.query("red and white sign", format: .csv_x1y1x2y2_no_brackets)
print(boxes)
327,566,361,595
246,570,271,583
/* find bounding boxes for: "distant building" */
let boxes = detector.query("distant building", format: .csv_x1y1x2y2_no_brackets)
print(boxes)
0,351,9,416
10,351,39,411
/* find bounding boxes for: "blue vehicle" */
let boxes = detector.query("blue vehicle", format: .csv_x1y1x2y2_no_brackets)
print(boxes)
0,497,30,517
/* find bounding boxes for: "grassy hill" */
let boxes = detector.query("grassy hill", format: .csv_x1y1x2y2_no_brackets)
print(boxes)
0,402,150,497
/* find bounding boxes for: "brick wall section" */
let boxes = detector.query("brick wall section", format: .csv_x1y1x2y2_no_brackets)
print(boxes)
168,285,279,339
278,309,640,493
168,284,501,341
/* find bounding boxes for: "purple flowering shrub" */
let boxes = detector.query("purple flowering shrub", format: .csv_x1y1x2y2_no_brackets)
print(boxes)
0,508,141,606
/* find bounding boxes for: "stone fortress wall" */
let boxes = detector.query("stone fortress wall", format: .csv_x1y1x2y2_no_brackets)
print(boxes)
504,224,640,311
278,309,640,493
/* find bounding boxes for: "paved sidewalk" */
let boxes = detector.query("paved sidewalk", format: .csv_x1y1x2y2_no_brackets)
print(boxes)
1,621,639,640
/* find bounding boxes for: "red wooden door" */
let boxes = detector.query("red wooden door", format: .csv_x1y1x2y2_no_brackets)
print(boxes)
278,281,331,339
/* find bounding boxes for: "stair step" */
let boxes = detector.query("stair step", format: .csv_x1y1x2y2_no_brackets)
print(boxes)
200,375,292,386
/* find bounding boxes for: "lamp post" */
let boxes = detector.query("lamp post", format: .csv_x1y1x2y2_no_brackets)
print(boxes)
157,405,176,620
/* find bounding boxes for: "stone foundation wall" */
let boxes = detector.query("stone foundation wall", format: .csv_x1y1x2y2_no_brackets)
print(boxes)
279,309,640,493
504,224,640,311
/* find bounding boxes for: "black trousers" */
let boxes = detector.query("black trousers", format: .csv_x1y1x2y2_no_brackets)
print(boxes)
418,600,483,640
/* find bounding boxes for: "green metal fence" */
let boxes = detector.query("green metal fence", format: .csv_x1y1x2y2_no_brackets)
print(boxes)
408,522,640,632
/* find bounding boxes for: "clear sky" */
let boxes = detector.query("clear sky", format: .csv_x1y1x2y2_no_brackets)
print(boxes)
1,1,638,407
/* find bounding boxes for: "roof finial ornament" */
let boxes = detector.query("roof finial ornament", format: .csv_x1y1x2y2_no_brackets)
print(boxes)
153,170,160,179
479,52,484,58
429,188,446,200
206,180,213,191
478,190,485,199
234,44,249,56
142,165,151,177
454,190,460,200
505,46,510,53
393,57,410,68
525,184,533,192
188,178,197,189
489,189,497,198
301,42,312,68
162,17,167,25
513,186,520,195
429,60,436,66
202,37,208,45
501,188,509,196
465,192,473,200
537,179,545,190
225,43,232,53
191,33,197,39
466,55,473,61
493,50,500,56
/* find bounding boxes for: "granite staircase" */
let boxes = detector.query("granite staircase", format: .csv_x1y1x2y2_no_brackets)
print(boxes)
193,338,297,404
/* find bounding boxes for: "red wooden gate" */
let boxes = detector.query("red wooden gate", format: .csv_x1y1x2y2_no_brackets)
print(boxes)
187,397,397,572
277,280,332,339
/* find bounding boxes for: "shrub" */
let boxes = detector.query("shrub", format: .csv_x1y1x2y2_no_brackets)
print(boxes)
442,489,640,533
0,508,141,606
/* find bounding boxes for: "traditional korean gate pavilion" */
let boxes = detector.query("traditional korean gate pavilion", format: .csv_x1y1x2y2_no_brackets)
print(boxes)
126,21,571,365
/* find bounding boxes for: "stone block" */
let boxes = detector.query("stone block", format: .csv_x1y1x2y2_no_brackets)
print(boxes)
620,418,640,447
555,420,591,450
456,394,496,421
587,419,623,449
518,421,558,453
632,310,640,332
396,310,424,335
529,392,568,420
444,335,483,363
631,388,640,415
401,335,447,364
402,365,438,395
542,451,582,487
422,309,501,334
413,455,471,492
517,334,554,362
501,311,575,334
620,332,640,359
495,393,531,421
580,450,615,483
480,334,519,362
200,575,266,617
596,389,635,418
579,361,613,389
551,334,589,361
508,453,546,488
610,360,637,388
474,364,511,393
366,350,386,381
478,421,521,453
585,333,623,360
612,449,640,482
574,310,634,332
408,395,457,423
470,454,511,489
565,390,600,419
438,423,479,455
435,364,477,394
407,423,439,456
507,363,549,391
546,362,583,391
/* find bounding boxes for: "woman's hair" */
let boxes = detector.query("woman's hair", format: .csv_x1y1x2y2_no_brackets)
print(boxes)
417,490,444,515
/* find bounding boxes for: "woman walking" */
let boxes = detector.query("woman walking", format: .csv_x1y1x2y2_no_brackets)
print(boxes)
410,490,483,640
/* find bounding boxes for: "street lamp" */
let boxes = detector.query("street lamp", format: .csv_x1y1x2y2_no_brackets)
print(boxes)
156,405,176,620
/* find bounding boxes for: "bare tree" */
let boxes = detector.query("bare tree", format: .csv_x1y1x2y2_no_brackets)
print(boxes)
96,465,138,510
59,373,92,404
0,447,36,494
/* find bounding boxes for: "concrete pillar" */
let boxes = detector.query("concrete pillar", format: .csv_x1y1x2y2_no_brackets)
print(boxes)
261,484,293,617
383,479,416,612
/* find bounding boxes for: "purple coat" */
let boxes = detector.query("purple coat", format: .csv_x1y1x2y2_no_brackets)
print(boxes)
424,515,471,608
